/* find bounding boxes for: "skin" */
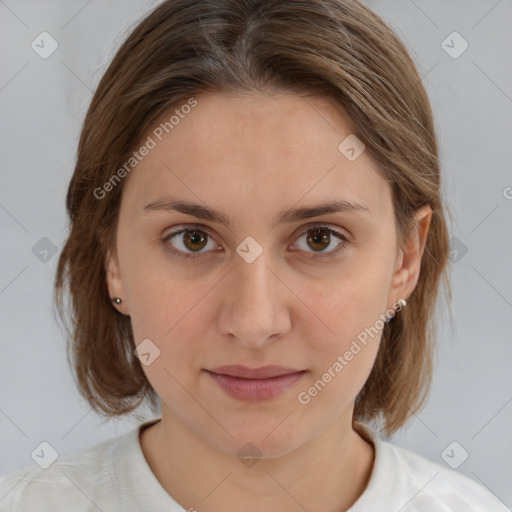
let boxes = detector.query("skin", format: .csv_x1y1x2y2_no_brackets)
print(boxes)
106,90,431,512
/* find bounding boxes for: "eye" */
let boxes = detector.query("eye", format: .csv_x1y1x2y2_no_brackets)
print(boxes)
164,227,219,259
292,224,349,260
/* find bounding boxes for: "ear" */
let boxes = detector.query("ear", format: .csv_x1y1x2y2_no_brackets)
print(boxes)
105,246,130,316
388,204,432,306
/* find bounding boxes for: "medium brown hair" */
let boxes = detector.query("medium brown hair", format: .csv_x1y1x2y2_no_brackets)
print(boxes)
54,0,452,436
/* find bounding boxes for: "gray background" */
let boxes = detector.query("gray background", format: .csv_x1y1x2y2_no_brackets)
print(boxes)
1,0,511,508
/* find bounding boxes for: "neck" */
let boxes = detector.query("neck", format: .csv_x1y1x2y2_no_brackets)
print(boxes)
140,410,375,512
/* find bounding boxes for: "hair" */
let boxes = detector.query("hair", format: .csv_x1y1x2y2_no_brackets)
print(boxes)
54,0,453,437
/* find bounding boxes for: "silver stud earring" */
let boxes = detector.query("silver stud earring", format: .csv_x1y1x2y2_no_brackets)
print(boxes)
385,298,407,323
111,297,122,305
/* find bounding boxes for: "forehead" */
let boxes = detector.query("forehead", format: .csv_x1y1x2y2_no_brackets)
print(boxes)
120,91,390,220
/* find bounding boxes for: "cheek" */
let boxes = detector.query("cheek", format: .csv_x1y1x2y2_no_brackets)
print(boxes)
119,239,196,336
304,265,389,342
128,278,209,413
298,264,389,391
129,279,208,358
297,282,384,412
124,254,215,377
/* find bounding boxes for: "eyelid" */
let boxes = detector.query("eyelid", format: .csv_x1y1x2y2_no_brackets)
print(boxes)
162,223,218,240
293,222,349,240
163,222,350,241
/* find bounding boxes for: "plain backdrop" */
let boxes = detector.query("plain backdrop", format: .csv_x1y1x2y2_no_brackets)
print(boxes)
1,0,511,507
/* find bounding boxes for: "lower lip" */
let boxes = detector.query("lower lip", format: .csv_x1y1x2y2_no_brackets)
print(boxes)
205,370,306,402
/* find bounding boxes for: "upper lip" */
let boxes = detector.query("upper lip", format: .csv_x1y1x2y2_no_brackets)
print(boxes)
206,365,305,379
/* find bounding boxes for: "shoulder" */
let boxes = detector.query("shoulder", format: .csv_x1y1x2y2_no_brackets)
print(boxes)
354,422,508,512
0,431,127,512
388,441,507,511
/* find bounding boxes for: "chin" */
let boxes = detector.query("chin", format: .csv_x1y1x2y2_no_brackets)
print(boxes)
202,417,312,460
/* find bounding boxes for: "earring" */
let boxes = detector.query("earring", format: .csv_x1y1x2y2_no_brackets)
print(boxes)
385,298,407,323
111,297,122,305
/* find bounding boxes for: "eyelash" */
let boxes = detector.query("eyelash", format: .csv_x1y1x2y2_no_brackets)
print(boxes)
163,223,349,261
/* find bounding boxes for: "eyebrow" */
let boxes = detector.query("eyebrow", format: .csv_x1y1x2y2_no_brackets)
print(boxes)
142,197,371,229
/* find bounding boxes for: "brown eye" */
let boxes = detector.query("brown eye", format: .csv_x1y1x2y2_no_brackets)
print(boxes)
165,228,218,259
293,224,348,260
306,228,331,252
182,230,208,252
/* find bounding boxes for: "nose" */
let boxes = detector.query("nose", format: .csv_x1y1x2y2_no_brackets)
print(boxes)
218,251,292,349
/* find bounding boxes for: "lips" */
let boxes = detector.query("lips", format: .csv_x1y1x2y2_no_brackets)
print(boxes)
204,365,307,401
206,365,303,379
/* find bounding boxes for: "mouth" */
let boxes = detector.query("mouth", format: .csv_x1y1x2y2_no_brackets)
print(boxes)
204,365,307,402
207,364,305,379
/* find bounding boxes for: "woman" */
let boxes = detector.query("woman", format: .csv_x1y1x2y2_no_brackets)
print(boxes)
0,0,506,510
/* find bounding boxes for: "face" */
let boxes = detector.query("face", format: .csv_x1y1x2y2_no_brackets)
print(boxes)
106,91,430,457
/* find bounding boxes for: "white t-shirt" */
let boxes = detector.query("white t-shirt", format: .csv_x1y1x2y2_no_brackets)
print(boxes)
0,418,507,511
